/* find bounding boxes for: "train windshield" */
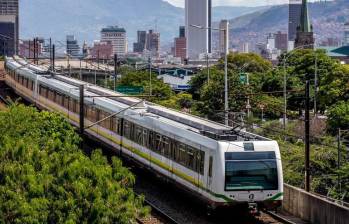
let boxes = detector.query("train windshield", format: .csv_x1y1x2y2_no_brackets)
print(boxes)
225,152,278,191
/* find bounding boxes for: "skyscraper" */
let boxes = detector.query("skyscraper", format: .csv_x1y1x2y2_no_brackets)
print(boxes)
174,26,186,61
133,31,147,53
219,20,229,56
288,0,302,42
0,0,19,56
294,0,314,49
344,22,349,46
185,0,212,59
66,35,80,57
275,31,288,51
146,30,160,57
101,26,127,55
179,26,185,38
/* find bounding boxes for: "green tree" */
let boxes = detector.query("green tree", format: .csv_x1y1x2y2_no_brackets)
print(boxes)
118,67,173,101
0,105,149,223
189,53,282,121
327,101,349,133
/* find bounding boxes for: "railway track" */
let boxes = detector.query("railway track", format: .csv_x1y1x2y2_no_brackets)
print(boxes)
137,197,180,224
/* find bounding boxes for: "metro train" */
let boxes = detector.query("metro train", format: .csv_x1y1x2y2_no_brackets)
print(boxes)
4,57,284,211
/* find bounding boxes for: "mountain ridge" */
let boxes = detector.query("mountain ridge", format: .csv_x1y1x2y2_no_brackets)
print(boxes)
19,0,266,46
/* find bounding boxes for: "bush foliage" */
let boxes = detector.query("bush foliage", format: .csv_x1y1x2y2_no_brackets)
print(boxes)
0,105,148,223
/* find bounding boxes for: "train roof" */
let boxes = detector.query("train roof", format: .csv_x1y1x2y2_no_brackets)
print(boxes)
6,57,271,142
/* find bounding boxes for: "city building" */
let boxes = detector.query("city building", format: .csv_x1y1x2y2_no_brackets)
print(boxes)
219,20,229,56
66,35,80,57
146,30,160,57
319,45,349,64
295,0,314,49
90,40,113,59
19,39,43,58
82,41,89,58
344,22,349,46
185,0,212,59
174,26,186,61
275,31,288,51
0,0,18,56
319,38,340,47
267,33,275,50
179,26,185,38
288,0,302,42
133,30,147,53
242,42,249,53
101,26,127,55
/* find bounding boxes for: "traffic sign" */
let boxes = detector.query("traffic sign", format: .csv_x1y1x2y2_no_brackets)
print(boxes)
116,85,144,95
240,73,247,84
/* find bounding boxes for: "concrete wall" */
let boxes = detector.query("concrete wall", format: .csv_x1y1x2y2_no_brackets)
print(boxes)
283,184,349,224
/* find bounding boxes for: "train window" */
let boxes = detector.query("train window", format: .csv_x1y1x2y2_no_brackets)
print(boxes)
135,125,143,145
56,92,62,106
178,143,187,166
148,131,154,149
142,129,148,147
155,134,161,152
187,146,195,170
111,117,118,133
48,89,55,101
200,151,205,175
162,136,170,158
208,156,213,177
123,121,131,139
171,140,178,160
64,96,69,109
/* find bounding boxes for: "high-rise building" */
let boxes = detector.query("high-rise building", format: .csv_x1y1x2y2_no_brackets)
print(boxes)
219,20,229,56
289,0,302,42
146,30,160,57
66,35,80,57
101,26,127,55
174,26,186,61
294,0,314,49
275,31,288,51
185,0,212,59
179,26,185,38
133,30,147,53
267,33,275,50
0,0,18,56
344,22,349,46
242,43,249,53
91,40,113,59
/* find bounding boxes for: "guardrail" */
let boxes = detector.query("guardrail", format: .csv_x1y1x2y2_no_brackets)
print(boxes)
283,184,349,224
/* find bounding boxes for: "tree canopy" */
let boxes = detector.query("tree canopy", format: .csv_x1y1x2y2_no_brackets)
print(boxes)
0,104,148,223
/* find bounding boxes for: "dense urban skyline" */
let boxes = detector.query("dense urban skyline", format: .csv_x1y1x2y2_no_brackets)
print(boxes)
165,0,318,7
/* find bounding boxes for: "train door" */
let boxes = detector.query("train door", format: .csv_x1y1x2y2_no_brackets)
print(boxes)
206,154,214,192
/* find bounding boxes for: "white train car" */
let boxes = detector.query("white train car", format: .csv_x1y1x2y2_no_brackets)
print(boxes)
5,57,284,211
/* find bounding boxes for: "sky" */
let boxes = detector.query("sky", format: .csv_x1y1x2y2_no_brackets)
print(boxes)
164,0,292,7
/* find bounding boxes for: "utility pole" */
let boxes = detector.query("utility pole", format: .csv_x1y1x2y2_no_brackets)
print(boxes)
49,38,52,66
283,60,287,130
114,54,118,91
79,85,85,142
206,53,210,84
246,73,251,118
52,44,55,72
337,128,342,193
224,29,229,126
305,79,311,192
149,57,152,96
79,59,82,80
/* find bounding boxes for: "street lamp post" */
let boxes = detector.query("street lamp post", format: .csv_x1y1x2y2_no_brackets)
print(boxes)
190,24,229,125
